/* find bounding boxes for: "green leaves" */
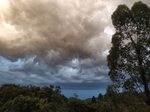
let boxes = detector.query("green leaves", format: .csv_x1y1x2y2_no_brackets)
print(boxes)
0,84,149,111
112,1,150,33
111,5,132,31
131,1,150,28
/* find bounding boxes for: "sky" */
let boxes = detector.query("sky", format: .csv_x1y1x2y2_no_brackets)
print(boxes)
0,0,150,99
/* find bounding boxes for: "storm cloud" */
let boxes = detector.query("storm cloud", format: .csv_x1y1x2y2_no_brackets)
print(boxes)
0,0,150,94
0,0,110,62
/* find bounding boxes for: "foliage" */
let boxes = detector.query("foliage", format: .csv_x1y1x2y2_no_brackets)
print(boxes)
91,96,96,103
107,1,150,104
0,84,149,112
97,93,103,101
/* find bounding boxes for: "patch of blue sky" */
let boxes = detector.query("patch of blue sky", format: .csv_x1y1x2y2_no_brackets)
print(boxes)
0,56,24,69
61,89,106,99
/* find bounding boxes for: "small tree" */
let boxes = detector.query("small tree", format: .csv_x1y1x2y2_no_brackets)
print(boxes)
107,1,150,104
97,93,103,101
105,84,119,104
73,93,78,99
91,96,96,103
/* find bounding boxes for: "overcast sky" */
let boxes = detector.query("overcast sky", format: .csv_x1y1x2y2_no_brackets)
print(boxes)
0,0,150,99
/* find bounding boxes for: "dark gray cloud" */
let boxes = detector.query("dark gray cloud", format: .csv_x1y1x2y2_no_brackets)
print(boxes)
54,81,112,90
0,63,110,90
0,0,149,91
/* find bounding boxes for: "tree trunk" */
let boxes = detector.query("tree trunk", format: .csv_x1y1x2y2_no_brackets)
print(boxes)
140,67,150,105
136,46,150,105
142,72,150,105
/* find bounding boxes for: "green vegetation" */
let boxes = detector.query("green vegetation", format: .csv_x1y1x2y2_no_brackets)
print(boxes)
107,1,150,105
0,84,150,112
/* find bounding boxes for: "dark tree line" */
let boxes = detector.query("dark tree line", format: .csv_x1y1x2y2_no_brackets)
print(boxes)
0,84,149,112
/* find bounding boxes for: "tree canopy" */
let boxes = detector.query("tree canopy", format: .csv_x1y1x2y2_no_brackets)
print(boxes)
107,1,150,105
0,84,149,111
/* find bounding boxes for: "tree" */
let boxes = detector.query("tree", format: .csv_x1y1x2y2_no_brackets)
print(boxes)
55,86,61,94
107,1,150,105
67,98,86,112
91,96,96,103
1,95,41,112
99,102,111,112
73,93,78,99
105,84,122,111
106,84,119,97
97,93,103,101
